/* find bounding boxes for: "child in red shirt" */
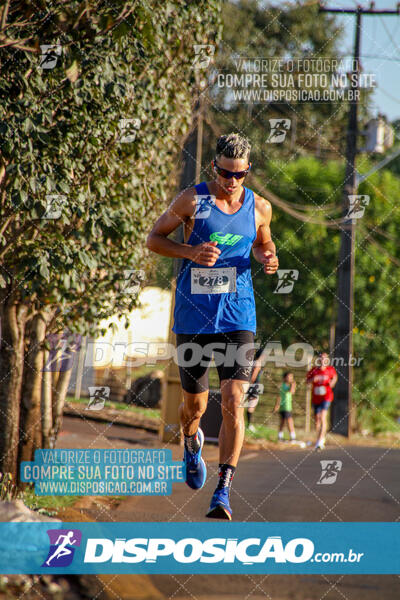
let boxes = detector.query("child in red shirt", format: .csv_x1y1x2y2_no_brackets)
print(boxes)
306,352,337,450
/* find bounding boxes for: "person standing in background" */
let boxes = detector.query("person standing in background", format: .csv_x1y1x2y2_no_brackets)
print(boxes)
274,371,297,442
306,352,337,450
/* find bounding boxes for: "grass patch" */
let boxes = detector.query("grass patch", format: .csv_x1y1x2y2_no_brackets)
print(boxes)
66,396,161,420
1,475,78,517
22,485,77,516
245,424,278,441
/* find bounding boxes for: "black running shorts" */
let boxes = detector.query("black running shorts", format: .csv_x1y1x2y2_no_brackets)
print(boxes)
279,410,292,420
176,330,255,394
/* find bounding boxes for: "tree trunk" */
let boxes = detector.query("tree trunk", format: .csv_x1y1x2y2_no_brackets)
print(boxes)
42,347,53,449
47,332,61,420
47,332,78,446
0,300,28,480
18,311,47,473
50,368,72,446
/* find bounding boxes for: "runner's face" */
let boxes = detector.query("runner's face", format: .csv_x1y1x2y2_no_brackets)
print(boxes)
214,156,249,196
320,353,329,368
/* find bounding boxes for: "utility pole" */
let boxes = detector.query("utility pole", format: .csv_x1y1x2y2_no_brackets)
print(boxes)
319,2,400,436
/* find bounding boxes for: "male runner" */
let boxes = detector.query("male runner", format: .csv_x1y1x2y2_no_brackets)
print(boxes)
146,133,279,519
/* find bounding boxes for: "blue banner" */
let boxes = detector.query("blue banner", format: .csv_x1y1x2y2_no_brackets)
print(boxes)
0,522,398,574
20,449,184,496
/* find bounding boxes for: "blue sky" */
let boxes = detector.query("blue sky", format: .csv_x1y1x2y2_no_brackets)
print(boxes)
280,0,400,121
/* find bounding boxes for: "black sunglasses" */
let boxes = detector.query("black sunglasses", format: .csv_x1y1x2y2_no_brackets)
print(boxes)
213,160,251,180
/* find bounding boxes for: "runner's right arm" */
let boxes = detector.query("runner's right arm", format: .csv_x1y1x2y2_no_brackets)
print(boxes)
146,188,221,266
250,364,261,383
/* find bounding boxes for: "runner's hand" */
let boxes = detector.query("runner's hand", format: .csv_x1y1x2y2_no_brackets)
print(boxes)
189,241,221,266
263,251,279,274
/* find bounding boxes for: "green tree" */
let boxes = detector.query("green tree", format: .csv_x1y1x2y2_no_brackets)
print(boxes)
206,0,372,167
251,156,400,433
0,0,221,479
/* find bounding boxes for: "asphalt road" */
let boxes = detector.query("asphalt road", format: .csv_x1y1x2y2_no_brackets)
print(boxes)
59,416,400,599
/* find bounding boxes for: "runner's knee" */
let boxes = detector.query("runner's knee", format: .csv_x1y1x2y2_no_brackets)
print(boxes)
221,394,244,420
182,397,207,420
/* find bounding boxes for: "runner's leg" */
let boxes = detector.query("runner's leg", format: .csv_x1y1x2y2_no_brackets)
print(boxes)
315,409,325,448
206,330,253,520
278,412,285,439
176,333,210,489
179,390,208,437
246,405,255,426
315,411,321,434
287,416,296,440
217,330,253,466
319,408,328,445
219,379,246,466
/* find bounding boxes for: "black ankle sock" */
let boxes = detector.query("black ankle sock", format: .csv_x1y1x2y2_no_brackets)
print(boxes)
184,431,200,454
247,409,253,425
217,463,236,491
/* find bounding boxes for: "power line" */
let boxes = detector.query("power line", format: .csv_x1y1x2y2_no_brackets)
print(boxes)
344,53,400,60
379,86,400,104
379,15,400,53
318,1,400,437
319,3,400,15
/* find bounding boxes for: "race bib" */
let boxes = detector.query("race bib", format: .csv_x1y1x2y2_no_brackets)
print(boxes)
314,385,327,395
191,267,236,294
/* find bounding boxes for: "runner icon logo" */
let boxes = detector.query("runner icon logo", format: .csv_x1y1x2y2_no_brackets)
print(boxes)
274,269,299,294
118,118,141,143
317,460,343,485
43,195,66,220
194,195,216,219
193,44,215,69
239,382,264,408
121,269,146,295
87,386,110,411
346,195,370,220
266,119,291,144
39,45,62,69
42,529,82,567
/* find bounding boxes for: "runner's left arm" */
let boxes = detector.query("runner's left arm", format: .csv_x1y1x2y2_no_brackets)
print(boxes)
252,195,279,274
329,370,338,388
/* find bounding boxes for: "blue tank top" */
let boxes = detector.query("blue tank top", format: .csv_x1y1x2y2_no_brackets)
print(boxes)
173,181,257,334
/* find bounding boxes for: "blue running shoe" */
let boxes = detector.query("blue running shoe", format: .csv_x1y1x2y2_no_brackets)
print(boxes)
183,428,207,490
206,487,232,520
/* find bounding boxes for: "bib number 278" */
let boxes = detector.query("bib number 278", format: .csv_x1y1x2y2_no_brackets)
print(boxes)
191,267,236,294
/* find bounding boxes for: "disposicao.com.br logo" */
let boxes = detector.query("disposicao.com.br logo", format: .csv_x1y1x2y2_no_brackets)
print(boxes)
82,535,363,565
1,522,394,575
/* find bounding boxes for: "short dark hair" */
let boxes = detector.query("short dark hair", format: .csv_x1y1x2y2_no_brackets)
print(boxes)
216,133,251,161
